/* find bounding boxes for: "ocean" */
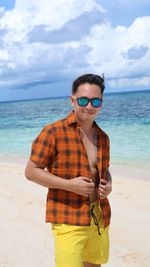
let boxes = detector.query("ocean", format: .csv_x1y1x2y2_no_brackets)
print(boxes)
0,90,150,168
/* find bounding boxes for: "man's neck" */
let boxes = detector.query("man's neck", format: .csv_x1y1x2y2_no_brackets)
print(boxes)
74,112,95,132
78,120,94,132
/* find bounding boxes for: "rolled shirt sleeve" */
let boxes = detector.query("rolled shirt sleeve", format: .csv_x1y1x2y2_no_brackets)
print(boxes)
30,126,55,168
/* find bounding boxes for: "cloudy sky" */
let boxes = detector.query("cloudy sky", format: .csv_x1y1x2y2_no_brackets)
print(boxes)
0,0,150,101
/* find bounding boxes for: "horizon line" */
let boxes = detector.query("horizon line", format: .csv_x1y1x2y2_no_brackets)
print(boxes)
0,88,150,104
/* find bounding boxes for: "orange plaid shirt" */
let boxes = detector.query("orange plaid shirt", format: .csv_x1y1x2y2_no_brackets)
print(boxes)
30,111,111,227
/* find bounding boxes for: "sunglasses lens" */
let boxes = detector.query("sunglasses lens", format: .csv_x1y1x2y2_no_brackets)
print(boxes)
92,98,102,107
76,97,102,108
78,97,89,107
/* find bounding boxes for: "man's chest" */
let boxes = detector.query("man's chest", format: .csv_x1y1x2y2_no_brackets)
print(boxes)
79,130,98,173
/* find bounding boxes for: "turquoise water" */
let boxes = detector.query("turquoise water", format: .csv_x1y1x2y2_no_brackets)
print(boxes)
0,91,150,167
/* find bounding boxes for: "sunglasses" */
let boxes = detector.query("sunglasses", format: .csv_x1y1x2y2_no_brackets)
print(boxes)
73,96,103,108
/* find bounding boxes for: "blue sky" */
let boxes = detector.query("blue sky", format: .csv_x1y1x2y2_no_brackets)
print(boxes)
0,0,150,101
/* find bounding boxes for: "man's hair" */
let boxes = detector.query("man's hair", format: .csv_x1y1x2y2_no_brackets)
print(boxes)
72,73,105,94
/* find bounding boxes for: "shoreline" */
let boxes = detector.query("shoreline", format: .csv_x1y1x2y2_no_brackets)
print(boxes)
0,157,150,267
1,154,149,181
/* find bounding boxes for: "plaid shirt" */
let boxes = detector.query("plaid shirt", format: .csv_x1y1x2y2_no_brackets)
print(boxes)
30,111,111,227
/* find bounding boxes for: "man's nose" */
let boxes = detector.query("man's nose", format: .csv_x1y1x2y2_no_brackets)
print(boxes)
86,101,92,109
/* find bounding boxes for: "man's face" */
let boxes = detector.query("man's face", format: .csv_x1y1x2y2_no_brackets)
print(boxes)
71,83,102,123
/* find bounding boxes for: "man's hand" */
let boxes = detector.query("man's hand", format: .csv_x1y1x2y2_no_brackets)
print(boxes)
98,179,112,199
69,176,95,197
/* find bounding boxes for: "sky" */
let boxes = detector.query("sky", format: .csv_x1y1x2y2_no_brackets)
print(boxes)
0,0,150,101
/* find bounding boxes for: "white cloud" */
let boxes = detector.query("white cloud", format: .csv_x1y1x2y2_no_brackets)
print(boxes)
0,0,105,84
109,76,150,90
85,16,150,88
1,0,102,31
0,0,150,95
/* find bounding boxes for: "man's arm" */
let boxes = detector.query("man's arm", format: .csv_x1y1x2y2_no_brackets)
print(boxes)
25,159,95,197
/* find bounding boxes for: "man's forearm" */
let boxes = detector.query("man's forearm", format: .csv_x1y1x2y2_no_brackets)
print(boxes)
25,161,95,197
25,162,71,191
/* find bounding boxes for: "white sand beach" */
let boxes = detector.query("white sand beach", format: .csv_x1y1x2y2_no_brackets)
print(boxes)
0,156,150,267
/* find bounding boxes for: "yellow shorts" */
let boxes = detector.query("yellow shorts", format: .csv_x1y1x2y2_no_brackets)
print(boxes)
52,201,109,267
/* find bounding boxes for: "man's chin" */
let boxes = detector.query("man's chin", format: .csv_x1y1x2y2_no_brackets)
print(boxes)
79,112,96,121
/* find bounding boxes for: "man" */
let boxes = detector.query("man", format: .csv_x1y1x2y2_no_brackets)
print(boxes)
25,74,112,267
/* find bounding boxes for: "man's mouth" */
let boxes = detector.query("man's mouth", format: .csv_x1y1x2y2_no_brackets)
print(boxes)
82,110,95,114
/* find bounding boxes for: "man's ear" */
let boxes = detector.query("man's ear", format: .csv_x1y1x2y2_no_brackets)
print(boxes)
70,95,76,106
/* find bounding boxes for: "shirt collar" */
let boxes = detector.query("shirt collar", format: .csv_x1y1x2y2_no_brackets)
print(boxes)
67,111,79,127
67,111,102,134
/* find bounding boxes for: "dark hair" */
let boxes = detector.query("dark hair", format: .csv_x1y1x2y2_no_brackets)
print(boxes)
72,73,105,94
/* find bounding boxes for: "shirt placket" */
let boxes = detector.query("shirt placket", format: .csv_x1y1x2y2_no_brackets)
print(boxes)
96,133,102,185
76,124,94,179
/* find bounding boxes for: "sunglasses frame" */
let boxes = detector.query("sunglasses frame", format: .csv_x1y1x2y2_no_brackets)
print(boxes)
72,96,103,108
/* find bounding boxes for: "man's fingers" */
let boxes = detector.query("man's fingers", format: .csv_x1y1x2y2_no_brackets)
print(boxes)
99,188,106,194
100,179,107,185
83,178,95,188
98,179,112,199
99,190,107,198
83,177,93,183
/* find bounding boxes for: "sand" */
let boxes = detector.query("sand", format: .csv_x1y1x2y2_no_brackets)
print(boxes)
0,156,150,267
